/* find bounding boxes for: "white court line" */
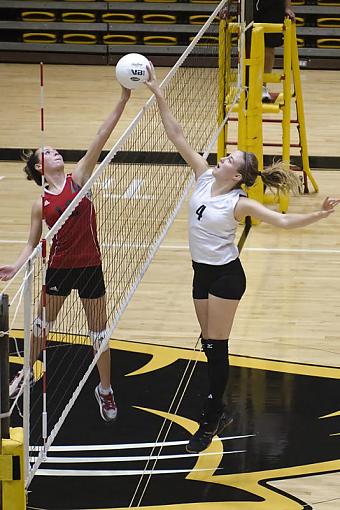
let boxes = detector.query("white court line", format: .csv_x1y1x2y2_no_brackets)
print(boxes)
0,240,26,244
2,239,340,254
31,449,245,464
245,247,340,254
159,245,340,254
36,467,223,477
0,176,5,181
123,178,148,199
30,434,253,452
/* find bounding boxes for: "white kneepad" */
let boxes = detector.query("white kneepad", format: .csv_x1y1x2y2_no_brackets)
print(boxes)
89,329,110,353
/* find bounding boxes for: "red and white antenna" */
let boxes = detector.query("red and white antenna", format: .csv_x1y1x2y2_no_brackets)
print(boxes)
40,61,48,454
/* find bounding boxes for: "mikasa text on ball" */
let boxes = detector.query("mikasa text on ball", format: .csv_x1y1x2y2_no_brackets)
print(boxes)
115,53,149,90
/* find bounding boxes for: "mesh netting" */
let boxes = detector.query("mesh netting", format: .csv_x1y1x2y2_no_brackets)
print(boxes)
2,0,244,486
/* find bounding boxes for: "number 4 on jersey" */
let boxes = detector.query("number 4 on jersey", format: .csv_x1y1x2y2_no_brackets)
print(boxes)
196,204,206,221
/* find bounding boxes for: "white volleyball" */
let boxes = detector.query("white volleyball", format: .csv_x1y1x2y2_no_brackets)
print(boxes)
115,53,149,90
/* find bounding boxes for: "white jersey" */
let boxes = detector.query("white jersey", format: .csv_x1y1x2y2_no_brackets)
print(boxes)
189,168,246,265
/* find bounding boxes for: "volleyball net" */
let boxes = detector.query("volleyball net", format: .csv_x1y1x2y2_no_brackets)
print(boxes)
2,0,244,488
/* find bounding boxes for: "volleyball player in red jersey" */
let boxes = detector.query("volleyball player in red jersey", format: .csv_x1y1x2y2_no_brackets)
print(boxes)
0,85,131,422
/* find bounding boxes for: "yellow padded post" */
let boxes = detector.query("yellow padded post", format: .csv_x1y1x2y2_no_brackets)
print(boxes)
245,25,265,208
1,428,26,510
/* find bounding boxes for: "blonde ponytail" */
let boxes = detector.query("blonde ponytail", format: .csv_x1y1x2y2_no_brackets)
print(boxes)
239,152,301,195
261,161,301,195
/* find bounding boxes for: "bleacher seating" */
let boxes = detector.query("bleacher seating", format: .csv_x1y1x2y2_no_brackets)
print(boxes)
0,1,339,68
21,12,56,22
61,12,96,22
102,13,136,23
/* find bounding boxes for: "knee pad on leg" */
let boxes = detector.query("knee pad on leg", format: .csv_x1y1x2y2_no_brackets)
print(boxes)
202,339,229,361
32,317,52,338
89,329,110,353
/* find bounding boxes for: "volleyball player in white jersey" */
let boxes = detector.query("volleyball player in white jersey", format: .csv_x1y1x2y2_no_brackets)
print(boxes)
145,63,340,453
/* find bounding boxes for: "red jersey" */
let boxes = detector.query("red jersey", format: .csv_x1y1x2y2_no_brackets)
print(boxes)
44,175,101,269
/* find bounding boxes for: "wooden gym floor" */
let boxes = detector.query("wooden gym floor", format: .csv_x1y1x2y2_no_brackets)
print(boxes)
1,63,340,509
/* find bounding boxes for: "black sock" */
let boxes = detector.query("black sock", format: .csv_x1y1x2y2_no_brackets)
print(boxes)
201,339,229,419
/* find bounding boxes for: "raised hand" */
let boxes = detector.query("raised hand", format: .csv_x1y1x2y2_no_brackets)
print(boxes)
285,8,296,22
145,62,160,94
0,265,17,281
321,197,340,215
218,2,231,20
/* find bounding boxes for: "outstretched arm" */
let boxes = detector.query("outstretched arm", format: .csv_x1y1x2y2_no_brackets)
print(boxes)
0,199,42,281
145,63,208,180
235,196,340,228
72,86,131,187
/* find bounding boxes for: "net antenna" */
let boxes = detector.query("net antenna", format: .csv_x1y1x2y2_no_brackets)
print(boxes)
39,62,48,457
1,0,245,492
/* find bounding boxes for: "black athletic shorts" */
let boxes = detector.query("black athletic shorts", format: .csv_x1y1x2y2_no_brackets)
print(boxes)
253,0,285,48
192,258,246,300
46,266,106,299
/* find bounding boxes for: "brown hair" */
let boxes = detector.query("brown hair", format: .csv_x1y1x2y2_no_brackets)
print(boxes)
239,151,301,195
21,149,41,186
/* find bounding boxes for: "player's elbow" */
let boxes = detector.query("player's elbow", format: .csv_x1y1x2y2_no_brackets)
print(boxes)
279,215,295,229
167,124,184,143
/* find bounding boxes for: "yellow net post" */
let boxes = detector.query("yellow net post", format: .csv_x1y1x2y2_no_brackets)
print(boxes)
1,428,26,510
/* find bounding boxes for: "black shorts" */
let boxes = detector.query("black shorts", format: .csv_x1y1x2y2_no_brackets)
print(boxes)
46,266,106,299
192,258,246,300
253,0,285,47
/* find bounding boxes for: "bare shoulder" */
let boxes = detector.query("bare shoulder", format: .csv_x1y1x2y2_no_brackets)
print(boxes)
234,196,274,221
234,195,252,220
194,161,210,180
31,197,42,217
